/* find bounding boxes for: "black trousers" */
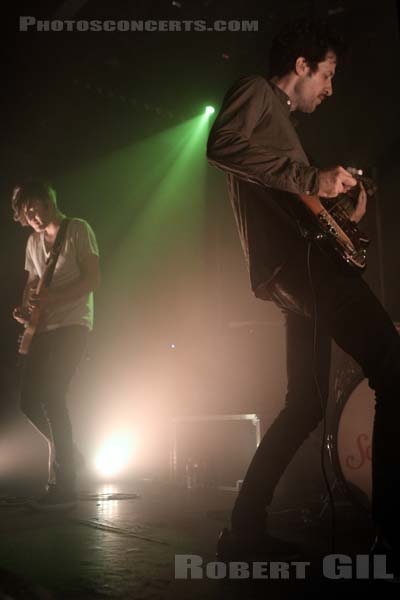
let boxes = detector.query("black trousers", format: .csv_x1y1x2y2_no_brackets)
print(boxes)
232,244,400,542
19,325,88,489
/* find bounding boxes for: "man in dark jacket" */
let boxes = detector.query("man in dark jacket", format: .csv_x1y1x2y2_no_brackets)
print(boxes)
207,19,400,566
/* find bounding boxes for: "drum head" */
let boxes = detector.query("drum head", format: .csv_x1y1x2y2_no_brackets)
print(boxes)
336,378,374,511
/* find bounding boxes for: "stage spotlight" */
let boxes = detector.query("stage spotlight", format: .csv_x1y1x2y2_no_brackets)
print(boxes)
95,434,134,477
205,105,215,116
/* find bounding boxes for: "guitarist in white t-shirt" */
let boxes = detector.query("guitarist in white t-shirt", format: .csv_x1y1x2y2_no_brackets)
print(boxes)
12,179,100,510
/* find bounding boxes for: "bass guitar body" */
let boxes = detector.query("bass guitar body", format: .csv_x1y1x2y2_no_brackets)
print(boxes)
18,305,41,355
297,192,369,272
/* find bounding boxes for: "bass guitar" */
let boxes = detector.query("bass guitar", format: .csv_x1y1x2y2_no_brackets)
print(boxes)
296,168,376,272
17,218,69,355
18,260,56,355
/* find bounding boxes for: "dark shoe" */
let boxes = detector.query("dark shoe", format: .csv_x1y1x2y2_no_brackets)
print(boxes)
216,527,300,561
48,444,83,487
28,484,77,512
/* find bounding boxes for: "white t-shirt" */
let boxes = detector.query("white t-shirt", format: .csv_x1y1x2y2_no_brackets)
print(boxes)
25,218,99,332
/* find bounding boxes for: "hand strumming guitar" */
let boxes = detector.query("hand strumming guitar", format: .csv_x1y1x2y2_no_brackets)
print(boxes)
318,166,357,198
27,287,58,312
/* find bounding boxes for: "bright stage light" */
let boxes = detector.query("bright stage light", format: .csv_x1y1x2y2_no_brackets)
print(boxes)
95,434,134,477
205,105,215,116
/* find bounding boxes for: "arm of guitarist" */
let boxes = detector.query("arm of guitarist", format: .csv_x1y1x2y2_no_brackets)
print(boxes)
207,76,320,195
29,254,100,311
207,76,357,197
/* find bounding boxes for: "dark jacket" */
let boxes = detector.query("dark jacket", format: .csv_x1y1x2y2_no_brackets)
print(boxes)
207,75,320,298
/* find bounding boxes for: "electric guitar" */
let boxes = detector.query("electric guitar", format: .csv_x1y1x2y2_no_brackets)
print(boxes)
295,169,376,272
18,264,53,355
17,218,69,355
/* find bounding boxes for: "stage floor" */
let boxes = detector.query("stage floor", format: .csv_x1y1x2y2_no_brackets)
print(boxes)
0,477,390,598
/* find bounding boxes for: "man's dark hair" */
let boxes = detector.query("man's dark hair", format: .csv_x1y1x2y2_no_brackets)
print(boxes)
269,19,346,78
12,179,57,226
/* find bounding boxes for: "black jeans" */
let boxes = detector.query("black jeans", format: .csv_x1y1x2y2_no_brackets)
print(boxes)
19,325,88,489
232,243,400,542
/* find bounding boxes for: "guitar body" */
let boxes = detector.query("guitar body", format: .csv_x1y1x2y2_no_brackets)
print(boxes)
16,218,69,356
297,192,369,272
18,305,41,355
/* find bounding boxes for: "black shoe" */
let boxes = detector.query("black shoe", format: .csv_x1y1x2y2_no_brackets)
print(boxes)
216,527,301,561
28,484,77,512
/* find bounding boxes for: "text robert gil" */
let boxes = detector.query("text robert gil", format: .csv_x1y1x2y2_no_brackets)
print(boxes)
175,554,395,580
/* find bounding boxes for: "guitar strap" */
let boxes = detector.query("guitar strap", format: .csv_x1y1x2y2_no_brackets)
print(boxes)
43,218,70,288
